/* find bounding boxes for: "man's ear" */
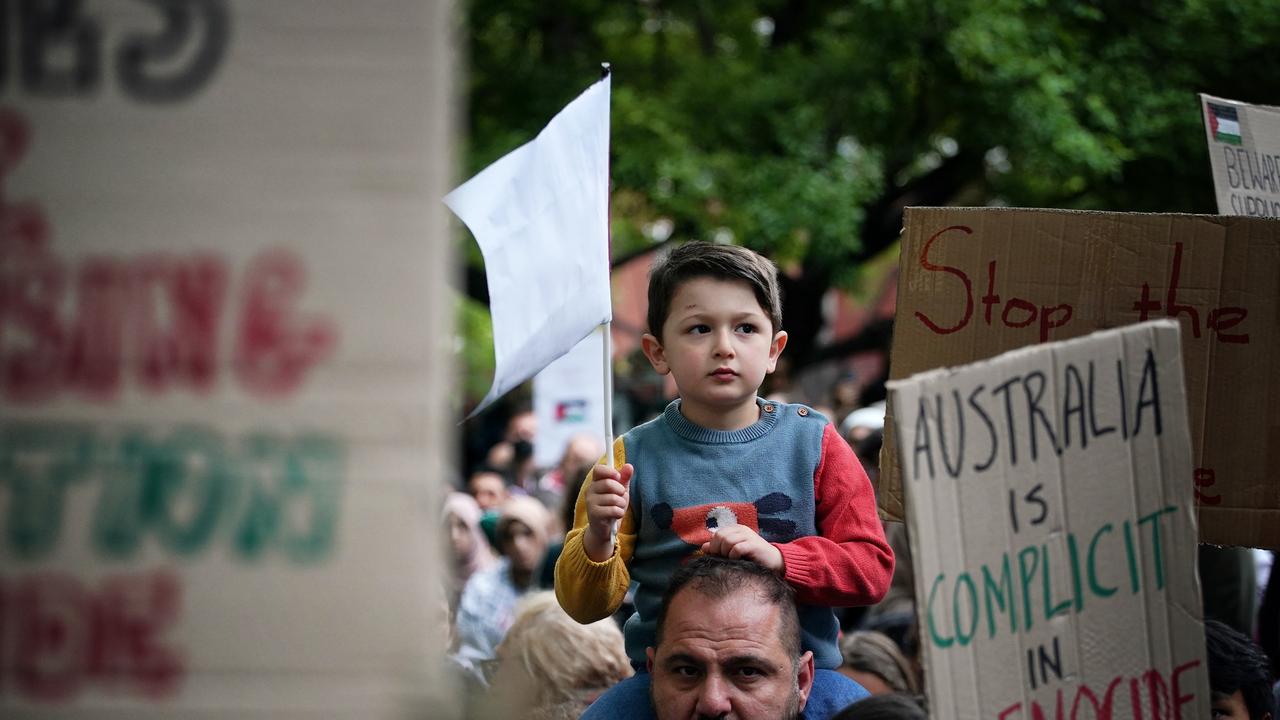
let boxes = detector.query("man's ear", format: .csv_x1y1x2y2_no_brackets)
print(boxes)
641,333,670,375
765,330,788,373
795,650,814,710
645,647,656,674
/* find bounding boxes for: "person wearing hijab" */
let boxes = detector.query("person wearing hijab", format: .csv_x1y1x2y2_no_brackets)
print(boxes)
453,496,552,673
444,492,497,613
837,631,920,696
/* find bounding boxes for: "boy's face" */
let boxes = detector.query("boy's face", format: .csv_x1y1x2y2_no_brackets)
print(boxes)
642,276,787,430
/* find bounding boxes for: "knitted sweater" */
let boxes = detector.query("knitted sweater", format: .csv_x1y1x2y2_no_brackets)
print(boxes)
555,398,894,669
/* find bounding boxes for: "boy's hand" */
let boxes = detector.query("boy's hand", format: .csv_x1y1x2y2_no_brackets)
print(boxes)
701,525,784,574
583,463,633,562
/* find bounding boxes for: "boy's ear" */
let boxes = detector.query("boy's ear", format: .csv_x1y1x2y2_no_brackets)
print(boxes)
641,333,671,375
765,330,788,373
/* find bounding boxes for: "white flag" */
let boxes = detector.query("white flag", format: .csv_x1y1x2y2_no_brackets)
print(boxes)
446,76,612,416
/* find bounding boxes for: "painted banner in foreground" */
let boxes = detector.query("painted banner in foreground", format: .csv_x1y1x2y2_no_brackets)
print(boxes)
1,2,454,717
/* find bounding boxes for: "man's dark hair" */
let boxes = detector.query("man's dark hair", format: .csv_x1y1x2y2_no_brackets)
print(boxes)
654,555,801,659
469,465,509,484
646,242,783,339
1206,619,1274,719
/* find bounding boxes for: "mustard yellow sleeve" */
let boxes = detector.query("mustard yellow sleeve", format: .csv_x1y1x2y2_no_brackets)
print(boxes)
554,437,636,624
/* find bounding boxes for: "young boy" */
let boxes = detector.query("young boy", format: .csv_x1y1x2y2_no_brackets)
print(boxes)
555,241,894,718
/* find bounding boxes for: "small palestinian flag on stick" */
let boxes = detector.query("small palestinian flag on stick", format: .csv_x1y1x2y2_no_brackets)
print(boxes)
1207,102,1243,145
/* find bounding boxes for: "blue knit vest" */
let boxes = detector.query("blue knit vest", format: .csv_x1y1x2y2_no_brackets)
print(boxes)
622,398,842,669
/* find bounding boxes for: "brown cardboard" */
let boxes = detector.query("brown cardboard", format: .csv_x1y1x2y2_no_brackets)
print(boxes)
881,207,1280,548
888,320,1208,719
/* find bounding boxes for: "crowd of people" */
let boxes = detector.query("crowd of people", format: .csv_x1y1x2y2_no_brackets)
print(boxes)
444,241,1280,719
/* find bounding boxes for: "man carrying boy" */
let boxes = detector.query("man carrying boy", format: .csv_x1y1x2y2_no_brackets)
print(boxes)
556,242,894,718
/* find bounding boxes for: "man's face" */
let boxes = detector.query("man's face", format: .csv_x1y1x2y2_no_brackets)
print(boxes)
469,473,507,510
642,277,786,430
500,520,545,574
647,588,812,720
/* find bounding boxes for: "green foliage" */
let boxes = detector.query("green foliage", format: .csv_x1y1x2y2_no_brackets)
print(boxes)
457,294,496,404
455,0,1280,392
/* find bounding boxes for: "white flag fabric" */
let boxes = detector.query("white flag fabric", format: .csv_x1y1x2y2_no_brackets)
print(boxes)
446,76,612,416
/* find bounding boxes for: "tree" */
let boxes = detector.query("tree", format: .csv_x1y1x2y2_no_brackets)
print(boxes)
456,0,1280,393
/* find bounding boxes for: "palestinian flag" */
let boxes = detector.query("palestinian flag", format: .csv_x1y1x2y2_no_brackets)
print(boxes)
1208,103,1243,145
555,399,588,422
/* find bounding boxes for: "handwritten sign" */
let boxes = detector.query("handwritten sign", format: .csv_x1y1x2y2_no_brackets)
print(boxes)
889,320,1208,720
1202,93,1280,218
1,2,453,716
881,207,1280,548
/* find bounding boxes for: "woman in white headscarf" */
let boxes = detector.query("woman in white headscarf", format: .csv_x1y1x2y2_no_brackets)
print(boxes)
444,492,497,612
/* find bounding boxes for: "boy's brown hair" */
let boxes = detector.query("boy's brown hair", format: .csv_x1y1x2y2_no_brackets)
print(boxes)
646,242,783,339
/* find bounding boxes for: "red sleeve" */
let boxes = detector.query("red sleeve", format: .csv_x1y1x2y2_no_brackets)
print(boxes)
774,422,895,606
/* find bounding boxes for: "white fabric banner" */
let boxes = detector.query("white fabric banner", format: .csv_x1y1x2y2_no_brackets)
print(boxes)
445,77,613,416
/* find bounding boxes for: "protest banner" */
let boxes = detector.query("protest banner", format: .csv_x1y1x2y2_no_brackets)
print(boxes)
889,320,1208,720
0,2,454,717
1202,93,1280,218
881,207,1280,549
534,329,607,469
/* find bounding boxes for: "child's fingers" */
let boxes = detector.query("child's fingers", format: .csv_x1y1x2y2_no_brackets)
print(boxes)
591,503,627,521
590,463,620,482
589,491,629,510
589,477,628,498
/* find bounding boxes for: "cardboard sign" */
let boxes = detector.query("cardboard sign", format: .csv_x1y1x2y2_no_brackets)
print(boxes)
0,3,454,717
889,321,1208,720
533,329,607,469
1202,93,1280,218
881,207,1280,549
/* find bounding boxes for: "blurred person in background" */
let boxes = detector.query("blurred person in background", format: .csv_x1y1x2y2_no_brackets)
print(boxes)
470,591,633,719
484,409,539,493
837,631,919,696
830,371,862,427
454,496,552,674
537,432,603,513
1206,619,1274,720
831,694,927,720
469,466,510,512
444,492,498,613
469,466,512,548
840,401,885,448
